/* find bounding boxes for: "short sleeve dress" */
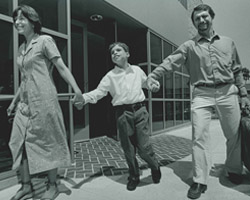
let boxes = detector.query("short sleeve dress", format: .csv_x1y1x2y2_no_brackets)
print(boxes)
9,35,71,174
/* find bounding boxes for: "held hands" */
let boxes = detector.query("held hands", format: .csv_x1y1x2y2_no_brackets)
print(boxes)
71,93,85,110
241,96,250,116
147,77,160,92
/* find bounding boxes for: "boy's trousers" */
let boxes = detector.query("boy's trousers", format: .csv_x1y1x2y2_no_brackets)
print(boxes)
115,103,159,178
192,84,242,184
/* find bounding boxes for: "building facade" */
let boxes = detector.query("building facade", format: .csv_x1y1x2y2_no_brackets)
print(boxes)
0,0,202,181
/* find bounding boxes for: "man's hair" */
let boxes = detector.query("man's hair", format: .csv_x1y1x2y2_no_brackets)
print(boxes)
109,42,129,53
13,5,42,34
191,4,215,24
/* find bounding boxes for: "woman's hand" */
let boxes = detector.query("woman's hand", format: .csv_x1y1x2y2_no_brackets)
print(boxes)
18,102,30,117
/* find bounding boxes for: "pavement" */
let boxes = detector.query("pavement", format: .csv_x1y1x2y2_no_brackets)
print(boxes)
1,119,250,200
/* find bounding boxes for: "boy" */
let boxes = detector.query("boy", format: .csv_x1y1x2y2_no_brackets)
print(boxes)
81,42,161,191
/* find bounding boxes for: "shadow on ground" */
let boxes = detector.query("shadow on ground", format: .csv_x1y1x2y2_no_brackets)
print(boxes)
210,163,250,196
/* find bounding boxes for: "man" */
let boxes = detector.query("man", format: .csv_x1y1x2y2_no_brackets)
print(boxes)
147,4,250,199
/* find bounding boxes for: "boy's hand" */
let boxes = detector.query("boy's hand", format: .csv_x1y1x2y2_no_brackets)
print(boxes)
72,94,85,110
147,77,160,92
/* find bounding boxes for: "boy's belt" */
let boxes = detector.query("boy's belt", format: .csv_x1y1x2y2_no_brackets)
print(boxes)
196,82,230,88
114,102,146,112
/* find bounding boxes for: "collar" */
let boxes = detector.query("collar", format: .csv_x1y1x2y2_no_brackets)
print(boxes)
114,63,131,72
195,31,220,42
21,35,40,55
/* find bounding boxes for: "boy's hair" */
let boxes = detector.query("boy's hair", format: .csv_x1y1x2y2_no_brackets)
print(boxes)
191,4,215,24
13,5,42,34
109,42,129,53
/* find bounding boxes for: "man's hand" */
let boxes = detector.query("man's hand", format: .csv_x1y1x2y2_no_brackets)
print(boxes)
147,77,160,92
241,96,250,108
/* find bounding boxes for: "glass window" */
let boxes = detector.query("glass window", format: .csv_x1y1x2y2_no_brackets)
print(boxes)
183,76,190,99
0,21,13,95
0,0,12,16
184,101,191,122
165,72,173,99
175,73,182,99
176,101,183,125
163,41,172,58
150,33,162,64
152,101,164,131
152,65,163,99
51,35,68,93
71,24,87,141
19,0,67,34
119,29,147,65
165,101,174,128
0,100,13,173
183,65,188,75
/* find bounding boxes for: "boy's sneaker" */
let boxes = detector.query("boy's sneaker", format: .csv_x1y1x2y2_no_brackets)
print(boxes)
151,167,161,183
127,177,140,191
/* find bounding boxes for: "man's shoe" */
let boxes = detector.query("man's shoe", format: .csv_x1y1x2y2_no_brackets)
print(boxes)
151,168,161,183
127,177,140,191
187,182,207,199
228,172,243,185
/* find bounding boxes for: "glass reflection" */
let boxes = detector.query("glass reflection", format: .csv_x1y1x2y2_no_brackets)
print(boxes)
165,101,174,128
176,101,183,125
0,100,13,173
0,21,13,94
152,101,164,131
52,36,68,93
150,33,162,64
0,0,12,16
175,73,182,99
165,72,173,98
19,0,67,34
163,41,172,58
184,101,191,121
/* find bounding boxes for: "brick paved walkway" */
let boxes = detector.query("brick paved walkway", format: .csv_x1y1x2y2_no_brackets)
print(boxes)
59,134,192,179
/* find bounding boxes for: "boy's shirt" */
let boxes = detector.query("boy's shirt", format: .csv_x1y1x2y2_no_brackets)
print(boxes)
83,64,147,106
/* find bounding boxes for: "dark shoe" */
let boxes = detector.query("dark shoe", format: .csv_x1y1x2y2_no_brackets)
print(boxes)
127,177,140,191
187,182,207,199
151,167,161,183
228,172,243,185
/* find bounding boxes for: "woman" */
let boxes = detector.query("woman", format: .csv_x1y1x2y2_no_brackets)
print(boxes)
7,5,84,200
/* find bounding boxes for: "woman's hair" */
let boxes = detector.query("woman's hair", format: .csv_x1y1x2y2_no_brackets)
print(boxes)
109,42,129,53
12,5,42,34
191,4,215,24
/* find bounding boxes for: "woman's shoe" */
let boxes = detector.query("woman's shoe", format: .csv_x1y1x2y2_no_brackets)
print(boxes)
41,182,59,200
10,181,33,200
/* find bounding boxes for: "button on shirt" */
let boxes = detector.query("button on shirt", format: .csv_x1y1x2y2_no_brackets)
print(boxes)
149,33,247,96
83,64,147,106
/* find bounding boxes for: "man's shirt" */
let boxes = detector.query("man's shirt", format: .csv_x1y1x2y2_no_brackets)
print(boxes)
149,33,247,96
83,64,147,106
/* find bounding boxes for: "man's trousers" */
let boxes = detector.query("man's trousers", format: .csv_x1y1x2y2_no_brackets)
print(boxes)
192,84,242,184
